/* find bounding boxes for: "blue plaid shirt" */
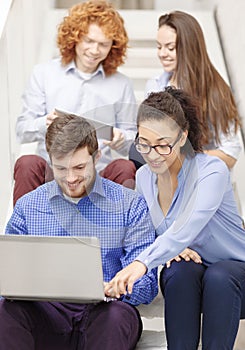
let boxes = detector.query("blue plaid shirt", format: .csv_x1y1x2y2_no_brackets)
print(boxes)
6,175,158,306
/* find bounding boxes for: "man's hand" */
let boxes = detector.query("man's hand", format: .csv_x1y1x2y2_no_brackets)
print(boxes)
46,110,58,128
166,248,202,268
103,128,125,150
104,261,147,298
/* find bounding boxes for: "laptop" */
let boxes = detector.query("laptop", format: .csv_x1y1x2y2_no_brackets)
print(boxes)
0,234,105,303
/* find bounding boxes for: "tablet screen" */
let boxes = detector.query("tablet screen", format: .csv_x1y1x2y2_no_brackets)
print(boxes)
55,109,113,141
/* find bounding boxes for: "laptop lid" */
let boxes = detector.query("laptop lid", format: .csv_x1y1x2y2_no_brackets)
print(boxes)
0,234,105,303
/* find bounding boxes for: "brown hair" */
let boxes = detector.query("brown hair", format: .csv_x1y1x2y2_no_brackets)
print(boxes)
46,114,98,160
137,87,203,156
57,0,128,75
158,11,240,144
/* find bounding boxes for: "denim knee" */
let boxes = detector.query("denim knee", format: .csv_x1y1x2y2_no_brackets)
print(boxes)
160,260,205,295
203,261,242,294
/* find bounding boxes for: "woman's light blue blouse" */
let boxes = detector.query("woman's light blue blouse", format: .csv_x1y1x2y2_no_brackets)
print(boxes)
136,153,245,271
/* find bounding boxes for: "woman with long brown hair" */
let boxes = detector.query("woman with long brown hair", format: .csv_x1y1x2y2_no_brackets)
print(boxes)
145,10,241,169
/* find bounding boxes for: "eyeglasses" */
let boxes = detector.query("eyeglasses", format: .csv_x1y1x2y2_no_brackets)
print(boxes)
135,131,182,156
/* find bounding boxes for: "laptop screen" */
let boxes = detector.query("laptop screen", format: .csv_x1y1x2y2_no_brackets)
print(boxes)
0,234,105,303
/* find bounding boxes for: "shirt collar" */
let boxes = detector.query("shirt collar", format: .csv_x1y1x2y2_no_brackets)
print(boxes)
65,61,105,79
94,64,105,78
92,172,106,197
156,71,172,89
47,172,106,202
64,60,76,73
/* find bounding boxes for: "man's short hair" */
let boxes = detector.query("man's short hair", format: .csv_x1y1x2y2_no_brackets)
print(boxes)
46,114,98,160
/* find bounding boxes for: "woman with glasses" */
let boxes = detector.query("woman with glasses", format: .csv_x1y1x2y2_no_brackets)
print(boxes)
106,87,245,350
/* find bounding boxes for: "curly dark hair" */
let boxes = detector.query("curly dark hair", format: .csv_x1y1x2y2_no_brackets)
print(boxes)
137,87,203,155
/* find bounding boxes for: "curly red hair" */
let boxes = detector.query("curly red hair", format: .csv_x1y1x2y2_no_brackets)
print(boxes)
57,0,128,75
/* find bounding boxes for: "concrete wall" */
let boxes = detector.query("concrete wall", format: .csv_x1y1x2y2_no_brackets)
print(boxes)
55,0,154,9
0,0,55,231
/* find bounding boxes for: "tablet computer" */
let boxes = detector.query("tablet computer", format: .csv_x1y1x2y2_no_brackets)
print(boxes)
55,109,113,141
